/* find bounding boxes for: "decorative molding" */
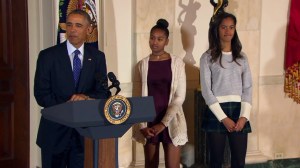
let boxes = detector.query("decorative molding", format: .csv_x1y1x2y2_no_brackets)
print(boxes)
246,150,269,164
259,75,284,85
129,160,165,168
38,1,55,49
247,158,300,167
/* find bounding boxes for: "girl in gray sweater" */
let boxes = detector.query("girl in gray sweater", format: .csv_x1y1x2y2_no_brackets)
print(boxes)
200,12,252,168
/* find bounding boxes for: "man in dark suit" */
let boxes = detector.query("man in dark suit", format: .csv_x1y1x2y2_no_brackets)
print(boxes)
34,9,109,168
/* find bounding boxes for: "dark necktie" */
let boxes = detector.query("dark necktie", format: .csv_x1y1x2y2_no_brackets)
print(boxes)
73,50,81,87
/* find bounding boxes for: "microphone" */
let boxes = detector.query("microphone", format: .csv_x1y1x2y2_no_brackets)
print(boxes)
95,74,107,89
107,72,117,83
107,72,121,95
95,73,111,97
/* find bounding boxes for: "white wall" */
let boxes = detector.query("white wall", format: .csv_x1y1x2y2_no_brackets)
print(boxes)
28,0,56,167
259,0,300,160
260,0,289,76
102,1,134,167
103,0,133,84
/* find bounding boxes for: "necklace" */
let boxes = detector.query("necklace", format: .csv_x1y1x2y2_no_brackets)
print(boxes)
151,52,166,59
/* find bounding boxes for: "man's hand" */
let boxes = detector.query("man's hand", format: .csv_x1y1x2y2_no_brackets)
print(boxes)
69,94,89,101
221,117,236,132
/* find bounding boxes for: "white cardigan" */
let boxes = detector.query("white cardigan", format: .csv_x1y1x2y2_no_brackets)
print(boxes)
132,55,188,146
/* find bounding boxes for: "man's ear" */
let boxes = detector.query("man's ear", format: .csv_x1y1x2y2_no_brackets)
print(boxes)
87,24,92,35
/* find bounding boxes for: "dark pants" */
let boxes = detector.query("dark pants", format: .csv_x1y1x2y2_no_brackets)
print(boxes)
207,132,248,168
41,132,84,168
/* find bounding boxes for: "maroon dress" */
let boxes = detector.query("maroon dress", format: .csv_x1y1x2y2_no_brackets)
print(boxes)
147,59,172,144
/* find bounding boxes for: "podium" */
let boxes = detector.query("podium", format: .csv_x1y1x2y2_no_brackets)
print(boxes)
41,96,155,168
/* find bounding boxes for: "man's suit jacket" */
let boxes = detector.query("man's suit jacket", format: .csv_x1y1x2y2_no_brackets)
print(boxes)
34,42,109,153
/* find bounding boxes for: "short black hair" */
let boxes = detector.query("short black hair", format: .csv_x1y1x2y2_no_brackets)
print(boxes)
67,9,92,24
150,18,169,38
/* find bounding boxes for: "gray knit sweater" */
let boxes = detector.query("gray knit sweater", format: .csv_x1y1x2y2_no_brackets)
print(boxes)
200,51,253,121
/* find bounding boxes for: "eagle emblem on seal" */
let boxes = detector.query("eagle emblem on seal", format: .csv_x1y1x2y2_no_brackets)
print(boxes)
104,95,131,125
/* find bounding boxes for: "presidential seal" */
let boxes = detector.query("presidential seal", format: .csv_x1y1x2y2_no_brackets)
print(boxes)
104,95,131,125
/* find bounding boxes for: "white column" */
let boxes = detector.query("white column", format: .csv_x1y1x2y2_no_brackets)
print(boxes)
102,0,134,167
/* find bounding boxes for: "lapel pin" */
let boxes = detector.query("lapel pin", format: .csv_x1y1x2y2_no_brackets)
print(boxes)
88,58,92,61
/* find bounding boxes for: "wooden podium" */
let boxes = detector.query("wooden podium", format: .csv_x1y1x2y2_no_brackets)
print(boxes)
41,96,155,168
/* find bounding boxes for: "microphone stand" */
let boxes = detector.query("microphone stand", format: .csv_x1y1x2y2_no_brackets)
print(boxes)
93,75,116,168
108,80,121,96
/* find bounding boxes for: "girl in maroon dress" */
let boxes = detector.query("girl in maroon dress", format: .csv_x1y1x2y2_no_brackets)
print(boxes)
133,19,188,168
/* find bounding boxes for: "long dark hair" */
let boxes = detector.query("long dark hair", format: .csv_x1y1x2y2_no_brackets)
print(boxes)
208,12,242,67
